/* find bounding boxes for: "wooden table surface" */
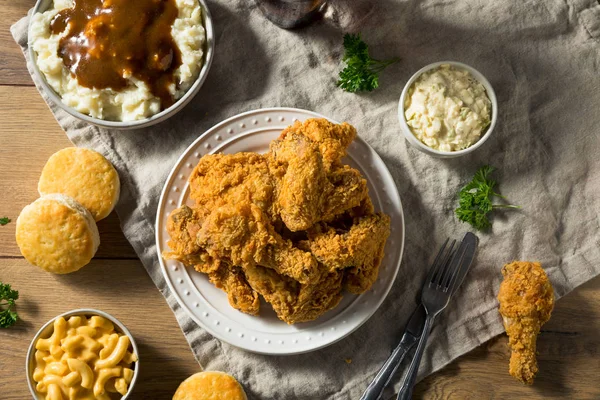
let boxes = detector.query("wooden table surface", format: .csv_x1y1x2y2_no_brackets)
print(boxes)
1,2,599,399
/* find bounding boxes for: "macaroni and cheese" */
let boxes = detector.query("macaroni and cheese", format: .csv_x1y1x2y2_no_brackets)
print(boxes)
32,315,138,400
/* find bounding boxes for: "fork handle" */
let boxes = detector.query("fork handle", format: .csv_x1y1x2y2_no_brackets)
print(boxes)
396,315,435,400
359,331,420,400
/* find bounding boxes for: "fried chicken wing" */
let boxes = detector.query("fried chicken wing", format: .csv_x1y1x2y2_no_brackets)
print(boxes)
305,213,391,294
322,165,368,223
269,133,328,231
278,118,357,170
269,126,368,231
497,261,554,385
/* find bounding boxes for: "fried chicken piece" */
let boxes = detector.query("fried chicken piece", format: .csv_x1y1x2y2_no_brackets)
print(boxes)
162,119,392,324
197,203,322,284
347,196,375,219
188,152,276,218
163,205,209,268
243,263,343,324
164,205,261,315
268,128,368,231
497,261,555,385
208,264,260,316
269,133,328,231
322,165,368,223
304,213,391,294
279,118,357,170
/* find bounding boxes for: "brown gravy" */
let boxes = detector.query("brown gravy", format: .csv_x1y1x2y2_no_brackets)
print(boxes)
50,0,183,109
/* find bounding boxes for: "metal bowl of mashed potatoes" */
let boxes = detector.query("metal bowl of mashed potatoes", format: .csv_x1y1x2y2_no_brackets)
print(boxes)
27,0,215,130
26,308,140,400
398,61,498,158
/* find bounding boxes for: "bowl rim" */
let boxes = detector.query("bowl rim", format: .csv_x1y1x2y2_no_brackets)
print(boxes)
27,0,215,130
26,308,140,400
398,60,498,157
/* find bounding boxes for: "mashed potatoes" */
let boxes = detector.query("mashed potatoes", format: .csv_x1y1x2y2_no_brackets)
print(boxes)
30,0,205,122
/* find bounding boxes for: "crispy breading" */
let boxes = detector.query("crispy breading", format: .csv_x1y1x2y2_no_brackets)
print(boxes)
322,165,368,223
189,152,277,218
163,119,391,324
305,213,391,294
164,205,261,314
278,118,357,170
243,263,343,324
198,203,322,284
498,261,555,385
268,133,328,231
164,205,206,267
268,128,368,231
208,264,260,316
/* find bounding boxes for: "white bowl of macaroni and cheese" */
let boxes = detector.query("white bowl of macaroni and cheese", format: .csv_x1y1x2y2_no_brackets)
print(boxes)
398,61,497,158
28,0,214,129
26,309,140,400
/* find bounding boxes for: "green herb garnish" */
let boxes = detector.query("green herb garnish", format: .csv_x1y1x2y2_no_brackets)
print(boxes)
460,107,470,120
455,166,520,230
337,33,399,93
0,217,10,226
0,282,19,328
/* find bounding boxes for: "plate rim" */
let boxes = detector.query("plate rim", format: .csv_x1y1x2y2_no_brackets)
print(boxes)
155,107,405,355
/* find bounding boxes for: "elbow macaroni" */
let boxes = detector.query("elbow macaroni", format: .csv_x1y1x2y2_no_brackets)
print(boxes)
33,315,137,400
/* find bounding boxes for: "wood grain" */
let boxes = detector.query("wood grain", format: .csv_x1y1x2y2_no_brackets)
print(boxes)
0,86,138,259
0,259,200,399
0,20,599,399
414,277,600,399
1,0,36,86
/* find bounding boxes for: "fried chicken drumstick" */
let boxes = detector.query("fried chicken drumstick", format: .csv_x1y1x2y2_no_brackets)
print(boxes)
497,261,554,384
163,119,391,324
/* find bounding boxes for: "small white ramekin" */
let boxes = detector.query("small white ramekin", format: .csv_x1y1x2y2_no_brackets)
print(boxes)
26,308,140,400
27,0,215,130
398,61,498,158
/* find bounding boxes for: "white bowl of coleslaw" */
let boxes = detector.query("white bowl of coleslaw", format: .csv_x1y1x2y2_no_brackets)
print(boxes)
26,308,140,400
398,61,498,158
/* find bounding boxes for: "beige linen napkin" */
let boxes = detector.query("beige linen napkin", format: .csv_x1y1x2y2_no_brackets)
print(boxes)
12,0,600,398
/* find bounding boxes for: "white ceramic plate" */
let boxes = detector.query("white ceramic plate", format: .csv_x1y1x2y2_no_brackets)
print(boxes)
156,108,405,355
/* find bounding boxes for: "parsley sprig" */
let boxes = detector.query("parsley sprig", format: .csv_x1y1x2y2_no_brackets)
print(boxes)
455,166,520,230
337,33,399,93
0,217,10,226
0,282,19,328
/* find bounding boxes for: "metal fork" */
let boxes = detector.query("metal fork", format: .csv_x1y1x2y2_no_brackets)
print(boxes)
396,238,472,400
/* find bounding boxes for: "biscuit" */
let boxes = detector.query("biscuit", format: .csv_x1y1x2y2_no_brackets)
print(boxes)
16,194,100,274
172,371,247,400
38,147,120,221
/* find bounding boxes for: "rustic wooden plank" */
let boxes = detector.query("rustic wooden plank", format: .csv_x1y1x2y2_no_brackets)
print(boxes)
0,258,200,399
2,257,597,399
0,86,138,259
1,0,36,86
0,36,598,400
414,277,600,399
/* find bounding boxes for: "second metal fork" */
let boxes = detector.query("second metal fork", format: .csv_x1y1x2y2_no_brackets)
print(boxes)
396,238,472,400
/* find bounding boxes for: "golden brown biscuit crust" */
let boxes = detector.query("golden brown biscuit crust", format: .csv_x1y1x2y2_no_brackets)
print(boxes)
16,194,99,274
38,147,120,221
172,371,247,400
